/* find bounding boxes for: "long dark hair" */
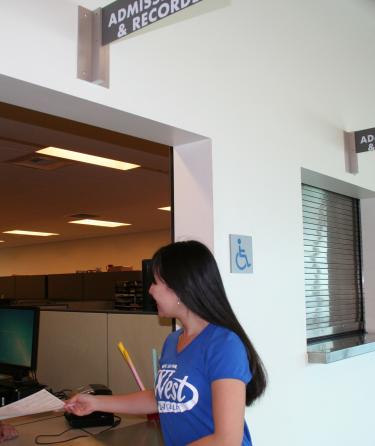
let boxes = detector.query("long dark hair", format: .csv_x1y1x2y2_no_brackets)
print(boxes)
151,240,267,406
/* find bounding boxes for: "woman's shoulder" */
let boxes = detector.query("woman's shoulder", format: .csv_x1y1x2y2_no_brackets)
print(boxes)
204,325,252,382
206,324,247,353
208,324,242,342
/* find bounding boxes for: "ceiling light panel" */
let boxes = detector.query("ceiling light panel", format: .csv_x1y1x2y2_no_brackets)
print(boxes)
3,230,59,237
158,206,171,211
68,219,131,228
36,147,140,171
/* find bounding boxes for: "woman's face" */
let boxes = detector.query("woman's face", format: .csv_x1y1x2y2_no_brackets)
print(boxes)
149,275,180,318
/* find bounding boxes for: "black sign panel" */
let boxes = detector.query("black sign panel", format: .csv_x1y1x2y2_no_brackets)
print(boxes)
354,128,375,153
102,0,202,45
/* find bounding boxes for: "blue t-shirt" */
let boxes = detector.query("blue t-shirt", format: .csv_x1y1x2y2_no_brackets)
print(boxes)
155,323,252,446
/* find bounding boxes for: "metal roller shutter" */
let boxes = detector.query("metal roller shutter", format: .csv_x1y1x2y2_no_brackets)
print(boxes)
302,184,364,340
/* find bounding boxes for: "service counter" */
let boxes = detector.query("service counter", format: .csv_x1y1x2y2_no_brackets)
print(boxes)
11,413,164,445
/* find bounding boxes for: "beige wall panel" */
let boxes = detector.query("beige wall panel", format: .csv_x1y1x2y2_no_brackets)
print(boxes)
0,229,170,276
37,311,108,392
108,314,172,394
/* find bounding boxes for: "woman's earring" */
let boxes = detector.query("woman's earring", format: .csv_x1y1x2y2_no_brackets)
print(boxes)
177,298,180,305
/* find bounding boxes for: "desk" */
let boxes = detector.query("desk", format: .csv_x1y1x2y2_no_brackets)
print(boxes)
10,413,164,445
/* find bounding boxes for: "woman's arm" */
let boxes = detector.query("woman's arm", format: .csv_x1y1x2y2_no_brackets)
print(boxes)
188,379,246,446
64,389,157,416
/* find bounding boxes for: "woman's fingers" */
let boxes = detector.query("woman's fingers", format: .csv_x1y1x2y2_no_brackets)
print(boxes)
64,394,95,416
0,424,18,442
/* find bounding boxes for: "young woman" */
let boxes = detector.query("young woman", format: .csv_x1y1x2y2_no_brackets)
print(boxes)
65,241,267,446
0,422,18,443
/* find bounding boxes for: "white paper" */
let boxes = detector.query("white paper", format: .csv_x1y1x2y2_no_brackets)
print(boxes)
0,389,64,420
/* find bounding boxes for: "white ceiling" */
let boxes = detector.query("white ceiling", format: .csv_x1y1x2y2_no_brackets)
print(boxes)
0,104,171,248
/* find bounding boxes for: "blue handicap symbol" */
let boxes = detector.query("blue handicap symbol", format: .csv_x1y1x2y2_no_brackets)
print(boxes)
235,238,252,270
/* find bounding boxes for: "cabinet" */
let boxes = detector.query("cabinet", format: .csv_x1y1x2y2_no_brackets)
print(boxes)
15,275,46,300
47,274,84,301
0,276,15,299
83,271,141,301
47,271,142,302
0,275,46,301
0,271,147,305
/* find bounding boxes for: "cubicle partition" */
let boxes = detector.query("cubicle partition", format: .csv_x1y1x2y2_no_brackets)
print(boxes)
37,311,172,393
108,314,171,394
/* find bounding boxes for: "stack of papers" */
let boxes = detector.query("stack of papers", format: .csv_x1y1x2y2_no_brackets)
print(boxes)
0,389,65,420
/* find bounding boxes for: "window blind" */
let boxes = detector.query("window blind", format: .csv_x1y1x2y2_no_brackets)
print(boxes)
302,184,364,340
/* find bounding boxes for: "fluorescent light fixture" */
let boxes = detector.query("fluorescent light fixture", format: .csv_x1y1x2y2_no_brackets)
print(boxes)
36,147,140,171
68,219,131,228
158,206,171,211
3,230,59,237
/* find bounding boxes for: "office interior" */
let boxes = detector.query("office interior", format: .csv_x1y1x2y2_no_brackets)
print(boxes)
1,1,375,445
0,102,175,405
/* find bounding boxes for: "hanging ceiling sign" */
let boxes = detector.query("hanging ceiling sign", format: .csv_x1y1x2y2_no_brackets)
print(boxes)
102,0,202,45
354,127,375,153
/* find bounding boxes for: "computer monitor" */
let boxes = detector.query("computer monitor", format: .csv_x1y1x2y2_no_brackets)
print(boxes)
0,306,40,381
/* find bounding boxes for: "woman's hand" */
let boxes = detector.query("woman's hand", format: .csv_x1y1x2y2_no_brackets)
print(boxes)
64,394,98,416
0,422,18,443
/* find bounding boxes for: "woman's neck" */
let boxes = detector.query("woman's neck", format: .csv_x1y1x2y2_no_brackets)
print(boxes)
176,315,209,352
179,314,209,338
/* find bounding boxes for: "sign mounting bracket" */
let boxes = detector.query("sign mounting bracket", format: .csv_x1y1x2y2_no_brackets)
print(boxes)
77,6,110,88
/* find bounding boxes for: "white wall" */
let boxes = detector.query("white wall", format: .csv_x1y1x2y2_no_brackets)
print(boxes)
1,1,375,445
173,139,214,249
0,229,170,275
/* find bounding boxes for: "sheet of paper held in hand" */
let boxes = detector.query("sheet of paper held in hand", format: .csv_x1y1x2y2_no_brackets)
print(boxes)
0,389,64,420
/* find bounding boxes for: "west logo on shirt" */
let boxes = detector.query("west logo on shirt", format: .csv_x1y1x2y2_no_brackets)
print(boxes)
155,365,199,413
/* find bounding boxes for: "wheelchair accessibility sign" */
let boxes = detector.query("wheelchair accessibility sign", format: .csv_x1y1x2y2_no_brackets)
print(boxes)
230,235,253,274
